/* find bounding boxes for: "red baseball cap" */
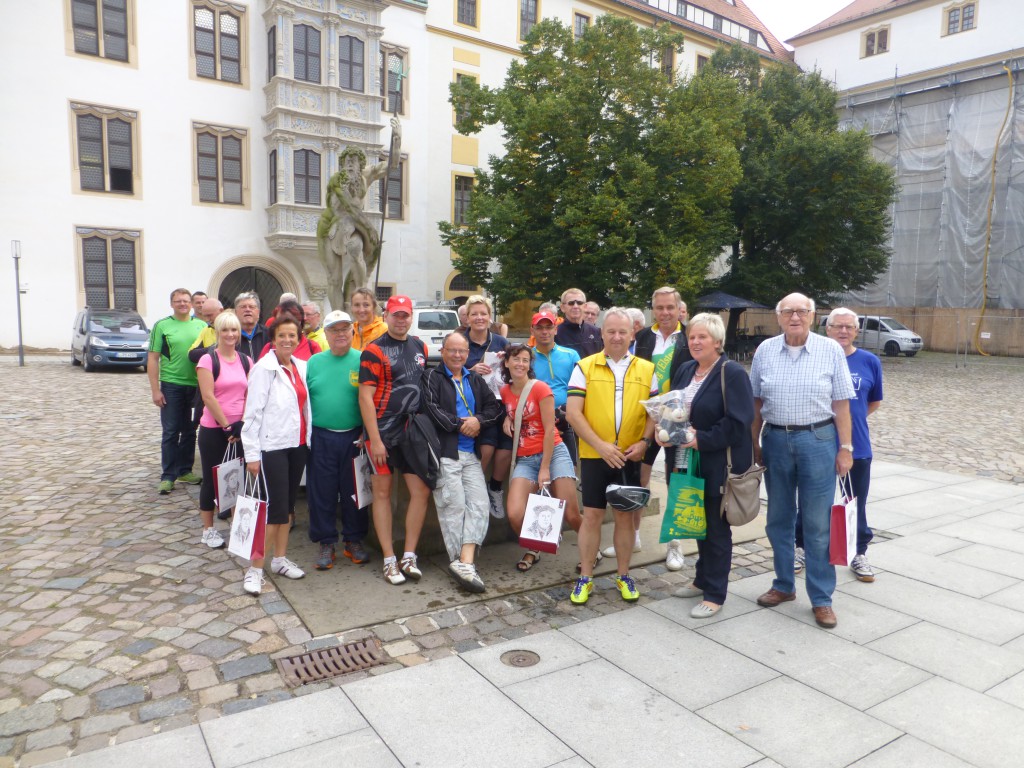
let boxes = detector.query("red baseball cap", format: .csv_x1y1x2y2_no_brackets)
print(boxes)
385,295,413,314
532,311,557,326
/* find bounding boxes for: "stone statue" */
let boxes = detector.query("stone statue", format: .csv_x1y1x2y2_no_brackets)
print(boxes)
317,117,402,311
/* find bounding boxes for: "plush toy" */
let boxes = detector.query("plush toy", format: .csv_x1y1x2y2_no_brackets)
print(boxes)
640,391,694,446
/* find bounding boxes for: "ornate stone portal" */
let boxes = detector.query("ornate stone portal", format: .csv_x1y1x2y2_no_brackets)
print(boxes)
317,117,401,310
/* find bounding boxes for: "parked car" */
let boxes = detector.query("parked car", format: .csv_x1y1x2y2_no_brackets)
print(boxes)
71,308,150,371
410,306,460,364
818,314,923,357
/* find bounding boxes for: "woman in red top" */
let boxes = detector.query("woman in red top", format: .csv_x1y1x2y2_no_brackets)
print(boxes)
500,345,581,571
258,300,321,361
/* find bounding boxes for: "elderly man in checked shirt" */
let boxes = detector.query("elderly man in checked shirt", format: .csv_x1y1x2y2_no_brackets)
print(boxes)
749,292,855,629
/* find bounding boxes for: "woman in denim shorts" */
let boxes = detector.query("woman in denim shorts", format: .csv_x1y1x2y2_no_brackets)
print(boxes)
500,345,581,571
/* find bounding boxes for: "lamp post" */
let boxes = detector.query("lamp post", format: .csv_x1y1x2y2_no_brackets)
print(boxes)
11,240,24,367
373,57,408,296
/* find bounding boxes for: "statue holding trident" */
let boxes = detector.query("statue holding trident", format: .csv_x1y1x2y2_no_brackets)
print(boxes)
317,57,408,311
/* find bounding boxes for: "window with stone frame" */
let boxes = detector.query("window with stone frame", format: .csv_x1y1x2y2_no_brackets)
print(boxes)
78,227,140,310
267,25,276,81
339,35,364,92
194,124,247,205
379,161,404,219
945,2,976,35
192,1,243,84
661,46,674,82
574,12,590,41
293,149,321,206
293,24,321,83
454,73,475,125
379,48,405,114
70,0,130,62
862,26,890,57
72,103,137,195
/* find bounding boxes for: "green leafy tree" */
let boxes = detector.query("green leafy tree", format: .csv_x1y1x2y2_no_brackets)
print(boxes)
439,16,741,309
705,46,898,308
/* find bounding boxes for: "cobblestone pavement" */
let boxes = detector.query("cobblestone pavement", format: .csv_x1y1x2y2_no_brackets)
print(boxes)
0,352,1021,765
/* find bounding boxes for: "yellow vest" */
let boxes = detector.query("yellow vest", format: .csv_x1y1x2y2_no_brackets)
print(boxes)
573,353,655,459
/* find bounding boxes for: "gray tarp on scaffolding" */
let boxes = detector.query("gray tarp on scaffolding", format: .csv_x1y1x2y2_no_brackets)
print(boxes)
835,60,1024,309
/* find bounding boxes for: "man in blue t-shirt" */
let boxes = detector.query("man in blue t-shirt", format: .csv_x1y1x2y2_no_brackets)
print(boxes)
530,310,580,463
796,308,884,583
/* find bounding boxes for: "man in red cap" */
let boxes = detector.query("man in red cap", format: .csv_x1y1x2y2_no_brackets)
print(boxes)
358,294,431,585
530,310,581,464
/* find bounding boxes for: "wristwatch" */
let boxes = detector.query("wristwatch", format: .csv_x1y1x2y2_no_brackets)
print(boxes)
642,437,653,447
840,443,854,452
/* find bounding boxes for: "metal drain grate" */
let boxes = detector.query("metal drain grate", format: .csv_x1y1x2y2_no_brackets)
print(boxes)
276,638,386,687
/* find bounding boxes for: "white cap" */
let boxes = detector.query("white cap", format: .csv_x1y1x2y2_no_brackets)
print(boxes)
323,310,354,328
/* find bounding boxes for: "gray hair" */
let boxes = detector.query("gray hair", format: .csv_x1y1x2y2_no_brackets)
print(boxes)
603,307,633,326
827,307,859,325
279,292,299,304
651,286,682,306
626,308,646,327
234,291,261,309
687,312,726,348
560,287,586,304
775,294,816,314
302,300,322,315
539,301,558,314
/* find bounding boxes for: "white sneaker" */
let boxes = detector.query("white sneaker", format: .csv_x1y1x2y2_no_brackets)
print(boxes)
634,533,642,552
399,555,422,581
243,567,264,595
201,528,225,549
271,557,305,580
383,560,406,585
665,540,685,571
449,561,486,593
603,536,642,559
487,487,506,519
794,547,806,574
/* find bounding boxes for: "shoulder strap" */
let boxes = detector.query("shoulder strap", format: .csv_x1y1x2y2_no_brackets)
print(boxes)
720,360,732,472
510,379,537,471
240,352,252,377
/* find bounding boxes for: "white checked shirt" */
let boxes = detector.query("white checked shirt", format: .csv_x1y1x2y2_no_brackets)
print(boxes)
749,333,855,425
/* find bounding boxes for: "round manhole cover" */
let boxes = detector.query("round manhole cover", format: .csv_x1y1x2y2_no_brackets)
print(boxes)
500,650,540,668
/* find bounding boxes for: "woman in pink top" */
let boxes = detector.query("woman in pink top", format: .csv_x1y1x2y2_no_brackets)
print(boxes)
196,311,251,549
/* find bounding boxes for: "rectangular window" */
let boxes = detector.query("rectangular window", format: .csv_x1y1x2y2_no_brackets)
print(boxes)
696,54,709,71
194,125,247,205
267,25,276,81
457,0,477,27
339,35,364,92
454,73,475,124
379,161,404,219
73,104,136,195
294,24,321,83
268,149,277,204
862,26,890,57
293,149,321,205
520,0,538,40
574,13,589,41
79,228,140,310
380,50,404,114
71,0,129,62
192,2,242,84
661,47,674,81
454,175,473,225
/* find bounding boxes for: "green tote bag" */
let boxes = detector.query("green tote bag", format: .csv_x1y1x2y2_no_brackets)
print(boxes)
659,449,706,542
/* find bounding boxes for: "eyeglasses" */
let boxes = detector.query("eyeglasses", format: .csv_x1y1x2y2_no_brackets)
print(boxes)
829,324,857,331
564,300,585,306
444,348,468,355
778,308,812,317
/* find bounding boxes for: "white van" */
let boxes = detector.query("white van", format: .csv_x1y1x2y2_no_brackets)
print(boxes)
818,315,923,357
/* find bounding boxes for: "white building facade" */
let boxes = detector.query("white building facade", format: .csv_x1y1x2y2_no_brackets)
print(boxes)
0,0,785,349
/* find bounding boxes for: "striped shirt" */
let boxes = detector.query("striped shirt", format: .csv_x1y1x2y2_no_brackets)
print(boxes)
749,333,854,425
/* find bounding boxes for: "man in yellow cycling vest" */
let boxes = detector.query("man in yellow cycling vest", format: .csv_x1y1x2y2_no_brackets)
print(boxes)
566,308,657,605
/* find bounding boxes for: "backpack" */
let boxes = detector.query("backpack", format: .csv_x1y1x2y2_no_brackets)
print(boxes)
192,349,253,418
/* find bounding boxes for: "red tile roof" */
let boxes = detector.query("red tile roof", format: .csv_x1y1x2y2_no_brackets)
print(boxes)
789,0,923,41
609,0,793,62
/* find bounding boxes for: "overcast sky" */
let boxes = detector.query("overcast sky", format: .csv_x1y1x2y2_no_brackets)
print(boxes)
742,0,855,46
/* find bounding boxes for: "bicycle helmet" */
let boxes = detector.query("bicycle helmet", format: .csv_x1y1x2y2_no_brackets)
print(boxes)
605,484,651,512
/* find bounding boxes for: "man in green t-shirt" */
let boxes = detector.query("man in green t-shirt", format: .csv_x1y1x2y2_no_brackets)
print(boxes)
148,288,207,494
305,310,367,570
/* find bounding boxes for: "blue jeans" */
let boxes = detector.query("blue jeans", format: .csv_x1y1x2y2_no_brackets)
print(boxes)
307,426,367,546
796,457,873,555
763,423,838,607
160,382,197,482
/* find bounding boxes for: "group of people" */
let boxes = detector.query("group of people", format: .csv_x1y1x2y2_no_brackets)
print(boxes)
148,284,883,626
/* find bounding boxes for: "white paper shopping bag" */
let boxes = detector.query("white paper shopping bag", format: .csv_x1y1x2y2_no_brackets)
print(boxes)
519,488,565,554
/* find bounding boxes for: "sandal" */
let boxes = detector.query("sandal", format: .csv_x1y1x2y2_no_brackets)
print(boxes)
517,551,541,572
575,550,604,574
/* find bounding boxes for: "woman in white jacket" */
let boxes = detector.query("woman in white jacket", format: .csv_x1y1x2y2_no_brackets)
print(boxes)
240,313,313,595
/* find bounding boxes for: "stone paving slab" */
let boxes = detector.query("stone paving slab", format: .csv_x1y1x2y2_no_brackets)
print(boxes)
5,354,1024,765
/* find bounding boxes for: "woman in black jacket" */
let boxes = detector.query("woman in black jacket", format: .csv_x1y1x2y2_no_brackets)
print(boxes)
660,313,755,618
